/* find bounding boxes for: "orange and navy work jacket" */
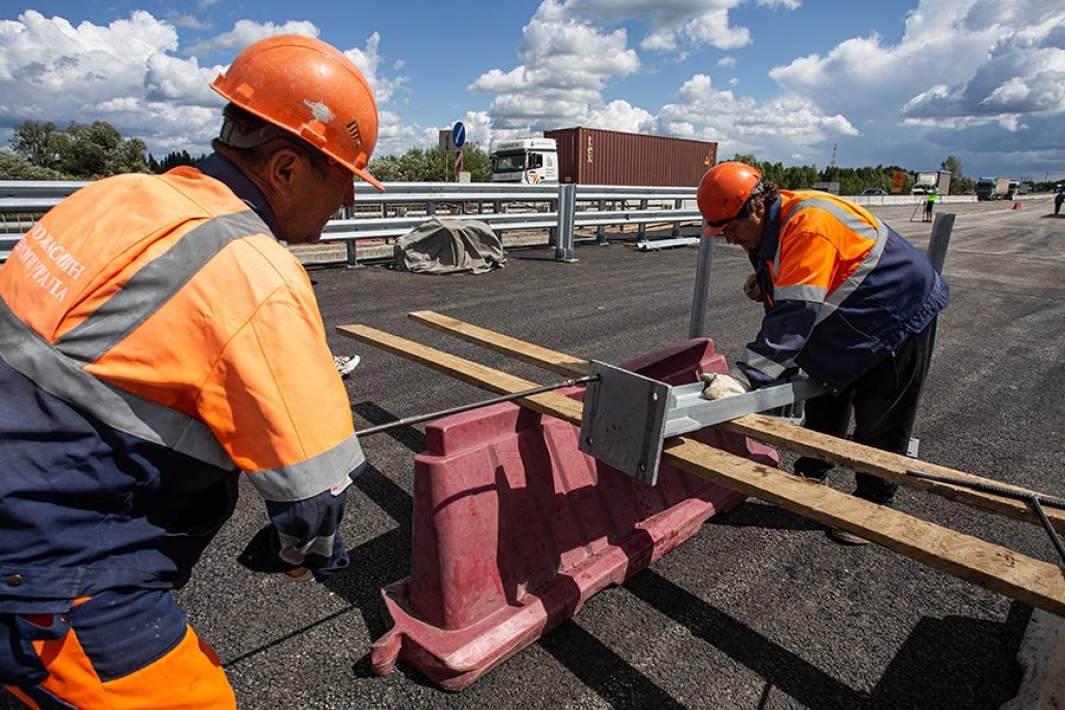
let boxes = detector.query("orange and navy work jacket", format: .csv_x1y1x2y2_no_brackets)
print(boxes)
0,155,364,602
739,190,949,391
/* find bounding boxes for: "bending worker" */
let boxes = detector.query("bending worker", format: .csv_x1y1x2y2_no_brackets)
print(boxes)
697,162,949,545
0,35,381,707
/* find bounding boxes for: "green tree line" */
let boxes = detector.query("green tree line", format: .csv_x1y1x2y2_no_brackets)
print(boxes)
4,119,1049,193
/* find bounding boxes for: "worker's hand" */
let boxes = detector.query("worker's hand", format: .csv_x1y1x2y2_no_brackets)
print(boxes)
700,372,749,400
743,273,762,302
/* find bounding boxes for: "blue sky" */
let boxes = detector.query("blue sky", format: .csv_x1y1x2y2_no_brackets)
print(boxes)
1,1,1063,180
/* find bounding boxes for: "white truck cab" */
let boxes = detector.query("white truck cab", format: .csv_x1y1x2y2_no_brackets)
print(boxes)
491,138,558,184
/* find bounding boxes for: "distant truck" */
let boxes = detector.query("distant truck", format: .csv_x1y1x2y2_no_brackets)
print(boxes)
975,177,1011,200
912,170,951,195
491,127,717,186
490,138,559,184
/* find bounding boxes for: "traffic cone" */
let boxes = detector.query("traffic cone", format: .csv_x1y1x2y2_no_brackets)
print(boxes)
1013,201,1022,210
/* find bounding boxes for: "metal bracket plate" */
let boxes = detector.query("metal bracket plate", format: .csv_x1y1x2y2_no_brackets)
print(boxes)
578,361,670,485
578,361,829,486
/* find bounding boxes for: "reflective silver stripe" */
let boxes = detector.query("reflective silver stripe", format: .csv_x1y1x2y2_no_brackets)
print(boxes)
277,531,336,566
814,218,890,325
740,348,790,379
782,197,879,240
246,433,364,503
56,210,269,364
0,298,235,470
774,284,826,303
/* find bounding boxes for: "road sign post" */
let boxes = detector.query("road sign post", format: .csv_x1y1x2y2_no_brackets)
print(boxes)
451,121,466,182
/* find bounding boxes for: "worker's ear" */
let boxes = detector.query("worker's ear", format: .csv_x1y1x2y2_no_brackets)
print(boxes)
263,146,303,196
751,197,767,220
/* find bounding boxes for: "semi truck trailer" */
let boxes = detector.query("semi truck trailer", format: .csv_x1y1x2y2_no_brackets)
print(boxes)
491,127,718,186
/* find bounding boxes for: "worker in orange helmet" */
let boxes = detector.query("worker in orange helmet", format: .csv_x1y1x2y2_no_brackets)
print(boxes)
696,162,949,545
0,35,382,707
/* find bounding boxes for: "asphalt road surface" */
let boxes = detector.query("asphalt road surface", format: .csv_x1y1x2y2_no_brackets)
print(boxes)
5,197,1062,709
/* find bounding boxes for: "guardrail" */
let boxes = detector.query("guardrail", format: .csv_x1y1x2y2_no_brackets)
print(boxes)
0,180,701,264
0,180,1055,264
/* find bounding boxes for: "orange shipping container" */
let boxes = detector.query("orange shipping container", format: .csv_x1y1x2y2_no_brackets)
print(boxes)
543,127,717,187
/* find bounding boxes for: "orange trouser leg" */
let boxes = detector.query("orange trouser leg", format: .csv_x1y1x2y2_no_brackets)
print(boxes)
4,624,235,709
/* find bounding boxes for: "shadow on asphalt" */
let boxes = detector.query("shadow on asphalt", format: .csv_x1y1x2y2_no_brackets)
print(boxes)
538,620,688,709
710,500,824,532
623,570,1027,710
353,401,428,454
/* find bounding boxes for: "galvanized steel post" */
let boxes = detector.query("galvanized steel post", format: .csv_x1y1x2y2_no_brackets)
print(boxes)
638,198,648,239
927,212,955,274
548,198,558,246
343,204,358,266
555,184,578,263
597,199,606,243
672,199,683,238
688,235,715,338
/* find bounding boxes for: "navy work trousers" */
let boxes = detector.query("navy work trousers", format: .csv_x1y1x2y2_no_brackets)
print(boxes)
793,321,937,505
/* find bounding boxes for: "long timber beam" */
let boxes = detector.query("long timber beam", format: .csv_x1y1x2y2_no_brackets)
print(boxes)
404,310,1065,534
338,322,1065,617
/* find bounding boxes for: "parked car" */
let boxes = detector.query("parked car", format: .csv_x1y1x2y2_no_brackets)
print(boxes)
860,188,887,196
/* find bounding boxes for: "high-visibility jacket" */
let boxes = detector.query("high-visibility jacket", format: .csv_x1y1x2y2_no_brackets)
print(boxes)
0,157,365,601
739,190,949,391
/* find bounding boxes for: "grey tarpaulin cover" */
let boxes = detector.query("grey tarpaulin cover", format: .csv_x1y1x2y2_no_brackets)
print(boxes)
393,218,506,275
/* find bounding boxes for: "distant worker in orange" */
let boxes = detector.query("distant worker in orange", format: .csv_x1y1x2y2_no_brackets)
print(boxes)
0,35,382,707
696,162,949,545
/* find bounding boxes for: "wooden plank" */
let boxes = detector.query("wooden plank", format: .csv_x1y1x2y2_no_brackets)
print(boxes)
407,310,589,377
338,322,1065,617
403,310,1065,534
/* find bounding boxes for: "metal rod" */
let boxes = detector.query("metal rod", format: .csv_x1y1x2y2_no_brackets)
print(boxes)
906,469,1065,509
356,375,598,438
1029,496,1065,567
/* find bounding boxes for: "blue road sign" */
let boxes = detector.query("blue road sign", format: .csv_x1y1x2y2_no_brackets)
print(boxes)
452,121,466,149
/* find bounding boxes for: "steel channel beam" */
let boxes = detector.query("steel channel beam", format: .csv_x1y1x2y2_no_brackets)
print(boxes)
662,378,830,438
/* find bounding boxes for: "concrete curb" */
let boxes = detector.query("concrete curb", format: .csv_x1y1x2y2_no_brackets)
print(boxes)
1002,608,1065,709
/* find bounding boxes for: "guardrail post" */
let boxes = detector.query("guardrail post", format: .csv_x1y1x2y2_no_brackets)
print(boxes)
548,197,558,246
688,234,715,338
637,198,648,239
927,212,954,275
597,199,607,244
555,184,578,263
342,204,360,267
672,198,682,237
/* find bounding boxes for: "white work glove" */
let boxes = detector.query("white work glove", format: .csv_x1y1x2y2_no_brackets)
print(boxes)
700,372,750,400
743,273,762,302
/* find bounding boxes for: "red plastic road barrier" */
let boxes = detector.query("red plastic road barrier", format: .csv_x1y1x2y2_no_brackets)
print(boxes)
370,338,779,690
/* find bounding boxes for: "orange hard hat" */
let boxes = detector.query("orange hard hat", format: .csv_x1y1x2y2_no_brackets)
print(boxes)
211,34,383,191
697,162,762,235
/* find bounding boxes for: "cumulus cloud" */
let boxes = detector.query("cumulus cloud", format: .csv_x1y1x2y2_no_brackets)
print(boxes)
167,13,212,31
563,0,788,52
653,73,857,158
469,0,642,140
767,0,1065,171
185,19,319,55
717,55,736,68
0,11,415,159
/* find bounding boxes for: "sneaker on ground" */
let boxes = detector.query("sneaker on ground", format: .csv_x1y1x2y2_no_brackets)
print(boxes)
827,528,872,546
333,354,361,379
